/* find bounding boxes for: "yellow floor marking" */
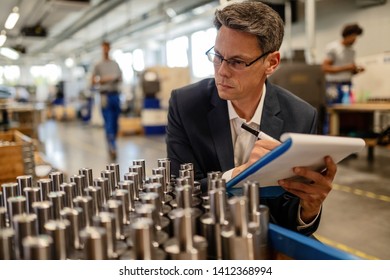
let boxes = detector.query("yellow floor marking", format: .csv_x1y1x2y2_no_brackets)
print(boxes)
333,183,390,203
315,235,380,260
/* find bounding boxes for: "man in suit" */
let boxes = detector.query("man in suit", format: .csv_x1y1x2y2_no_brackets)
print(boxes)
166,1,336,235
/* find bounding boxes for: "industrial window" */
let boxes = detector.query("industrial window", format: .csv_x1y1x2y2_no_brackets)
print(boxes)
191,28,216,78
166,36,189,68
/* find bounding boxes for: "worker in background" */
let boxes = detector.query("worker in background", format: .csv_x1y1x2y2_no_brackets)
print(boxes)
322,23,365,105
91,41,122,160
166,1,337,236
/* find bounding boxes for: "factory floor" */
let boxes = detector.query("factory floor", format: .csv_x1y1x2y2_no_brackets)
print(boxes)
37,119,390,260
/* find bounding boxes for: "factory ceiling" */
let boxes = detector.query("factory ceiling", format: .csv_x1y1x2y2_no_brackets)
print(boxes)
0,0,219,65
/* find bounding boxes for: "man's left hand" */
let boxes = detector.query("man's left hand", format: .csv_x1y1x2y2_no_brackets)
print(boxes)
278,156,337,223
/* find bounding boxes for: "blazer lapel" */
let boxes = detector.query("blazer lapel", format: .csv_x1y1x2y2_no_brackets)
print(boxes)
207,86,235,171
260,82,284,139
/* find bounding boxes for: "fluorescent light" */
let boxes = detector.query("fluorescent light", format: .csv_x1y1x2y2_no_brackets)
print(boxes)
0,31,6,47
5,7,20,30
65,57,75,68
0,47,20,60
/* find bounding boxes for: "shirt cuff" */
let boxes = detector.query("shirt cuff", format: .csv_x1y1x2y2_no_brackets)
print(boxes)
222,168,234,181
297,204,322,230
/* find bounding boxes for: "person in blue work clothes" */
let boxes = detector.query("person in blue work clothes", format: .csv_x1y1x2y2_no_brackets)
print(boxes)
92,40,122,160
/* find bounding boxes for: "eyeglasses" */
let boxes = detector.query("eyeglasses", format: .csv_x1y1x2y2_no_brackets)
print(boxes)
205,46,270,71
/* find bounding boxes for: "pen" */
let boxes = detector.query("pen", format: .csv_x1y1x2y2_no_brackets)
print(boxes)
241,122,279,142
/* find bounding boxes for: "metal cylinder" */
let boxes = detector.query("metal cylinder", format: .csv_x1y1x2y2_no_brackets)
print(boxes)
84,186,102,217
60,182,76,208
2,182,18,215
49,171,64,192
44,219,70,260
128,165,143,190
149,176,173,205
12,213,37,260
107,163,120,187
259,204,270,244
157,158,171,185
135,203,161,230
174,208,194,251
152,167,167,193
207,171,222,193
149,174,164,191
0,207,7,228
0,228,15,260
139,192,162,216
79,226,108,260
209,188,228,225
73,196,93,228
79,167,93,187
175,184,192,209
22,235,53,260
220,197,257,260
103,199,124,240
165,208,208,260
93,211,117,259
60,207,83,250
179,170,194,187
132,159,146,182
48,191,65,220
24,187,40,214
243,181,260,224
17,175,33,196
180,163,193,171
144,182,164,204
130,217,154,260
37,178,52,201
101,170,116,195
70,174,86,197
94,177,110,205
112,189,130,225
0,191,3,207
200,188,228,260
123,172,140,200
229,196,249,237
252,204,270,260
118,180,135,212
7,196,27,226
32,201,52,234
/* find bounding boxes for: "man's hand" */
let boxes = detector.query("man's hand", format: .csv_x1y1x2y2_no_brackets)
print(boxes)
278,156,337,223
232,139,280,177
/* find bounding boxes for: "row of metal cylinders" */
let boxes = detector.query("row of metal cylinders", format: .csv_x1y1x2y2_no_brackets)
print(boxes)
0,159,269,260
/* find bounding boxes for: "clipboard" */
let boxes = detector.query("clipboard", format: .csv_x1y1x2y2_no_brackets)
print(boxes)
226,133,366,190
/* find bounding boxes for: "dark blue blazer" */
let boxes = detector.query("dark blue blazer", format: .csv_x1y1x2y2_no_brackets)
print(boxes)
166,78,319,235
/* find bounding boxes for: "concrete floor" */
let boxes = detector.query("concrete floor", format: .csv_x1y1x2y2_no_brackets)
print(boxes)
37,119,390,260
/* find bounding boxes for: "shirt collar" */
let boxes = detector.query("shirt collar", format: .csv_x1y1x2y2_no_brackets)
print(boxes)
227,83,267,126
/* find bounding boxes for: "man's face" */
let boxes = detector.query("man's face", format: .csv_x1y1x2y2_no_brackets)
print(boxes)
213,26,269,103
102,43,110,56
343,34,359,46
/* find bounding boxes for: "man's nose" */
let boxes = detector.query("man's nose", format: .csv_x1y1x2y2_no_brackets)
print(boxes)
216,60,231,77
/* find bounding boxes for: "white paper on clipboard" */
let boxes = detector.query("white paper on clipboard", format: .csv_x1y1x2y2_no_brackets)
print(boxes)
226,133,366,189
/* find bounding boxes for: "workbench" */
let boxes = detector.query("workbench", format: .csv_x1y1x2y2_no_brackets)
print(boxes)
327,102,390,160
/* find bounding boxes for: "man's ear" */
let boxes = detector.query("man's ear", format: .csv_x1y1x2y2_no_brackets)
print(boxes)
265,51,280,75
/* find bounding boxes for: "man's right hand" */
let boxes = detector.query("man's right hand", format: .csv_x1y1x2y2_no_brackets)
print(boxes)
232,139,280,177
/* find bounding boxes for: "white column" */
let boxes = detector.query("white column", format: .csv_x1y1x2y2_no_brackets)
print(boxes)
305,0,316,64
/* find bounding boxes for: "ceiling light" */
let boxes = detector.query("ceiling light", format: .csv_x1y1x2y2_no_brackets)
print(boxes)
65,57,75,68
0,47,20,60
0,31,7,47
5,7,20,30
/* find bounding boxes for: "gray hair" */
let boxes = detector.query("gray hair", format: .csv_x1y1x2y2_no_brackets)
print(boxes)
214,1,284,53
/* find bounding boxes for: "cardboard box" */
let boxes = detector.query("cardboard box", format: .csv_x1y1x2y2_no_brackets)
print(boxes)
0,130,35,186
